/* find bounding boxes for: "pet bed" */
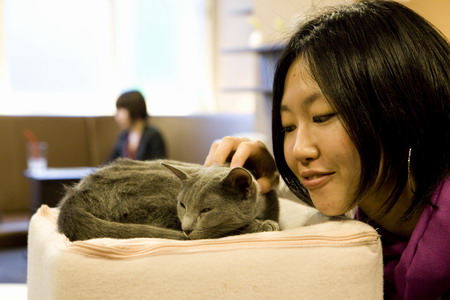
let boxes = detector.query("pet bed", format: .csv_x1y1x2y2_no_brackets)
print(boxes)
27,200,383,299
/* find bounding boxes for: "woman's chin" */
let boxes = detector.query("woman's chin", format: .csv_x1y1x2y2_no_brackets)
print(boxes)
313,203,348,217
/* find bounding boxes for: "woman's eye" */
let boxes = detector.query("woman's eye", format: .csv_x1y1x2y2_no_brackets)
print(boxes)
313,113,336,123
201,208,212,214
281,125,296,133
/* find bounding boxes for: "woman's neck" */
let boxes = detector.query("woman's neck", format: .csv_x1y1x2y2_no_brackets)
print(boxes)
358,186,422,238
130,119,146,133
127,119,146,153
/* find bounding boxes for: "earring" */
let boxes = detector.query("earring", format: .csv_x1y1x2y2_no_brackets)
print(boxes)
408,148,416,194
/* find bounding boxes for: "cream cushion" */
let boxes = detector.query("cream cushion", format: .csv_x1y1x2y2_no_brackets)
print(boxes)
27,200,383,300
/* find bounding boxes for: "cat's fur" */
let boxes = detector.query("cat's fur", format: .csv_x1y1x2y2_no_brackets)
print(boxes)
57,158,279,241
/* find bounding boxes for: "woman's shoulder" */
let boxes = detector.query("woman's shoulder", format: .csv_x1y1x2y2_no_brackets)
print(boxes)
431,177,450,206
393,177,450,298
142,125,165,142
143,124,162,134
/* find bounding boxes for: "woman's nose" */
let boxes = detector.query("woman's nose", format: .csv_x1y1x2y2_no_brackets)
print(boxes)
293,131,319,164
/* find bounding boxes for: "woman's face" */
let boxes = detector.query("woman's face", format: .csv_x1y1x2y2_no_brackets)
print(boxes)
281,60,361,216
114,108,132,130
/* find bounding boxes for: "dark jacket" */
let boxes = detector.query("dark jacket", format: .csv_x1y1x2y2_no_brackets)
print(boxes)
109,125,166,161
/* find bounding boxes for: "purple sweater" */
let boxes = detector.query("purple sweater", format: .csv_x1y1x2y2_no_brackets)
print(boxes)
357,178,450,299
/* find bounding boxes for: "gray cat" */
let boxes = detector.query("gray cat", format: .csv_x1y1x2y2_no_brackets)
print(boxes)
57,158,279,241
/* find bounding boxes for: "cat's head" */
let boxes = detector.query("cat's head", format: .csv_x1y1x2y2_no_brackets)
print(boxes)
162,163,260,239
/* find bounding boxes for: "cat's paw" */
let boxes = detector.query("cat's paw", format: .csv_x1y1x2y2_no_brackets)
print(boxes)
259,219,280,232
248,219,280,233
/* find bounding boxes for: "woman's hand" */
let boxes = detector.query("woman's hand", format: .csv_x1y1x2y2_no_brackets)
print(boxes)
204,136,279,194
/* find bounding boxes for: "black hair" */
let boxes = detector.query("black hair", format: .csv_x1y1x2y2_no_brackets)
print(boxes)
116,90,149,122
272,0,450,220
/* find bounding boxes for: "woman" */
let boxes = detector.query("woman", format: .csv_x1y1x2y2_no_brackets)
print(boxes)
205,1,449,298
109,90,166,161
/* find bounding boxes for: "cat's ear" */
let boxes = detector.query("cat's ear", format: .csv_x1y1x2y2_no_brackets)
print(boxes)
161,163,188,181
222,167,254,197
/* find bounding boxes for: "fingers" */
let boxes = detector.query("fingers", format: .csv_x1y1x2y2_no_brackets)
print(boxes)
204,140,220,166
256,171,280,194
228,139,254,169
204,136,280,194
257,177,272,195
204,136,250,167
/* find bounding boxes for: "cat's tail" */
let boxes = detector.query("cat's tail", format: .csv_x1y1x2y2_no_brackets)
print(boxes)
59,209,186,241
58,207,187,241
57,189,186,242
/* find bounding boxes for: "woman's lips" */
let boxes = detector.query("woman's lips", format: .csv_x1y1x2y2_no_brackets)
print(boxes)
300,171,335,190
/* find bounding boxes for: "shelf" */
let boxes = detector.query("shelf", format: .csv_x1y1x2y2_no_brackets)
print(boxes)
220,44,284,96
221,87,272,94
221,43,285,54
228,7,253,16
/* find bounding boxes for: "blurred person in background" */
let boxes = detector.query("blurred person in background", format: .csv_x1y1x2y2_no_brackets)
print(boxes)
109,90,166,161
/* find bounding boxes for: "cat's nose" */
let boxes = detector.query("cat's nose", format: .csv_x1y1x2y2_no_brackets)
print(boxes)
182,216,194,236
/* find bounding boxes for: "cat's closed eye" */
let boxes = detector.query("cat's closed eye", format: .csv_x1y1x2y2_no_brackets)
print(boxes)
201,208,212,214
179,202,186,209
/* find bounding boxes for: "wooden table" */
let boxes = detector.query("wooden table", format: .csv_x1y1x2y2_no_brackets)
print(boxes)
24,167,96,214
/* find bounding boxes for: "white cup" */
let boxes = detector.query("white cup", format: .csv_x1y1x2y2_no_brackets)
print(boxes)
27,141,48,172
